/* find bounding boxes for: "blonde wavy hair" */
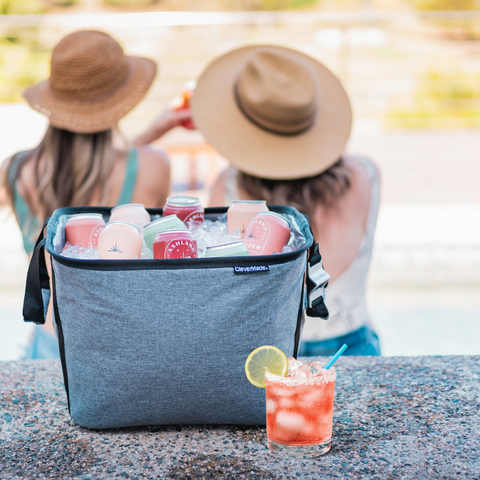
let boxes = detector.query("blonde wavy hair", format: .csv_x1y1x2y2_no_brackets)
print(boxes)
3,125,120,224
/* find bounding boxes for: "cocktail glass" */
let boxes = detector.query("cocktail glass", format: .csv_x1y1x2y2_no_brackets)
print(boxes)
265,358,336,457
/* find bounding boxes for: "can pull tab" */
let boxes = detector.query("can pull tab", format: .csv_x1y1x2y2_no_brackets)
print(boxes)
306,243,330,320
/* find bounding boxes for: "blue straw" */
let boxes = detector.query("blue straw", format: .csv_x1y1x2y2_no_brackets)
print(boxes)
324,344,348,370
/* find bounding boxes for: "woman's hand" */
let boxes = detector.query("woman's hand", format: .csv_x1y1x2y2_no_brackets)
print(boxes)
132,108,193,147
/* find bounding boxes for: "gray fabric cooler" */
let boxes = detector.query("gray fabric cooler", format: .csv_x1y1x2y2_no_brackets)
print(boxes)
23,206,329,429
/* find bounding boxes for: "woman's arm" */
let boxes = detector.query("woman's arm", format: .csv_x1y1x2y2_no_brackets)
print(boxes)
132,108,192,147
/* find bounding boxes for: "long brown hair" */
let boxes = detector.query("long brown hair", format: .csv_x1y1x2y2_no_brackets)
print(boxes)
237,158,352,229
3,125,119,223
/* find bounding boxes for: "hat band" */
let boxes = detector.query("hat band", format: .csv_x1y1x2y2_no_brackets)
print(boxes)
234,80,316,136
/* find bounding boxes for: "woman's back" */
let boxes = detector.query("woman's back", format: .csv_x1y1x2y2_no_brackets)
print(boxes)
10,144,170,253
211,155,377,283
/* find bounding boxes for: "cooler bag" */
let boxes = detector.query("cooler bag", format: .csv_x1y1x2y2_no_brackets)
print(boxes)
22,205,330,429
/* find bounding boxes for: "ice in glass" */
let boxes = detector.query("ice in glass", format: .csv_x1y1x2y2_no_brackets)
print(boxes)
265,357,336,456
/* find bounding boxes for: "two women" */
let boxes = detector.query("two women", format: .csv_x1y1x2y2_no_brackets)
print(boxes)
2,32,380,358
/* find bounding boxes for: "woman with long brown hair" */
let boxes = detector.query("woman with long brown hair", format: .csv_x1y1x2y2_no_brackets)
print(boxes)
192,45,381,356
1,30,191,359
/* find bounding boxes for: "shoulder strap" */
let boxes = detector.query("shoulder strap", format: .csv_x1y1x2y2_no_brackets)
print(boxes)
116,149,138,205
23,219,51,325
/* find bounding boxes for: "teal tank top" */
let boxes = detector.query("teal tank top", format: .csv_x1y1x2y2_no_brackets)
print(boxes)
11,149,139,254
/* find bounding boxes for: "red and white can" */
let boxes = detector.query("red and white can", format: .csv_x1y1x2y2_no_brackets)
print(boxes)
64,213,105,248
162,196,204,225
153,230,198,259
242,212,291,256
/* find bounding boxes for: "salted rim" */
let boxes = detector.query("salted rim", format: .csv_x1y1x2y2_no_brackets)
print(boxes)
265,362,336,386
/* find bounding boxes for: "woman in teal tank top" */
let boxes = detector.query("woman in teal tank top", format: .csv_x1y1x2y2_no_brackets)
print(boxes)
1,30,192,359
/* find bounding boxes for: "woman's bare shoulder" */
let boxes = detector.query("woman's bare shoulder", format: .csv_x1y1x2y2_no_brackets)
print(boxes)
133,146,171,208
11,150,37,198
344,155,380,182
209,168,230,207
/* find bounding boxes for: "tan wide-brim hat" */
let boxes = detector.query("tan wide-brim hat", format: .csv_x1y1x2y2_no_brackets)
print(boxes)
191,45,352,180
23,30,157,134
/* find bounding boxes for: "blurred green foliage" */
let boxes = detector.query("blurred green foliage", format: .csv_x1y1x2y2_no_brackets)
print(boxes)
102,0,160,7
0,35,50,102
413,0,478,10
257,0,317,9
102,0,317,9
0,0,79,14
388,70,480,128
412,0,480,40
0,0,47,14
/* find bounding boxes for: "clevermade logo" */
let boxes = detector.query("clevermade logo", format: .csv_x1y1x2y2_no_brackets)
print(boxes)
234,265,270,274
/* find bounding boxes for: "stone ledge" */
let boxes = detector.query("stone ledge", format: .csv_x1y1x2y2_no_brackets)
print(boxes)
1,356,479,479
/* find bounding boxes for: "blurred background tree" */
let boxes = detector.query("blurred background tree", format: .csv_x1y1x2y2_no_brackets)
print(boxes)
388,70,480,128
412,0,480,40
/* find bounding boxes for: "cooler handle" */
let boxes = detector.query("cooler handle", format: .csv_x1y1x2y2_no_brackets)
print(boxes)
23,220,50,325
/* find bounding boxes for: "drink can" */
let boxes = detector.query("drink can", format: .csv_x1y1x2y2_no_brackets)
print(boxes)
227,200,269,237
143,215,187,252
204,241,250,258
97,221,143,260
163,196,204,225
64,213,105,248
109,203,150,232
243,212,291,256
153,230,198,259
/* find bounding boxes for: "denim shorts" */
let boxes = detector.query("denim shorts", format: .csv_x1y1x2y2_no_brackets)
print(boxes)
23,325,60,360
298,325,381,357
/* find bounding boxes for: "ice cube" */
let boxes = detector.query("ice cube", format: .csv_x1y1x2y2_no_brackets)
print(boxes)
287,357,303,375
310,361,323,377
266,399,277,414
275,411,307,433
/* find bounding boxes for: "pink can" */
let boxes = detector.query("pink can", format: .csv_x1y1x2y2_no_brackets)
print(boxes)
153,230,198,259
64,213,105,248
227,200,269,237
109,203,150,232
242,212,291,256
97,221,143,260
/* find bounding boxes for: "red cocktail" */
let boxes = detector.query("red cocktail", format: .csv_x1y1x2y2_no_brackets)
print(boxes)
265,358,336,456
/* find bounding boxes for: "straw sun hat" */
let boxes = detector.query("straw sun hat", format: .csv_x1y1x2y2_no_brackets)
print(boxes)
191,45,352,180
23,30,157,134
